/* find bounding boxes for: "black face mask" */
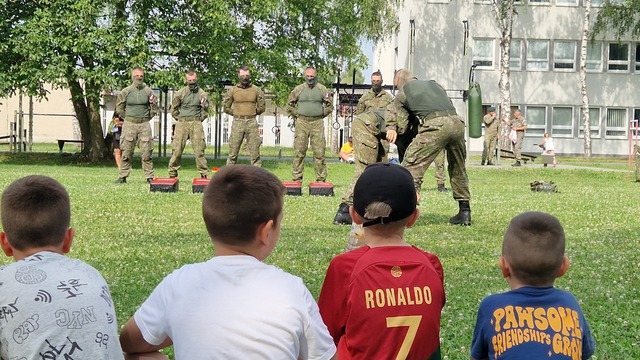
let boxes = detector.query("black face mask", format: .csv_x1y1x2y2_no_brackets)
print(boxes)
372,84,382,93
188,81,199,91
306,77,317,86
239,76,251,86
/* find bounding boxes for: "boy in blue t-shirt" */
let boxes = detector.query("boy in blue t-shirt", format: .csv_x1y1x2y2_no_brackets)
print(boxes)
470,212,595,360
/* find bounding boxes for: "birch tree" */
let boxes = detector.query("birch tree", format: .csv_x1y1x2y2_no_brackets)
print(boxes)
579,0,593,158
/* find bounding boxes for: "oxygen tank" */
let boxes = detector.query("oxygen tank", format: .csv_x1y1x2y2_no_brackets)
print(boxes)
468,82,483,138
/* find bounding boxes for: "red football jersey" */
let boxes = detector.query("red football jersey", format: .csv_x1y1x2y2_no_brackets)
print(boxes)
318,245,445,360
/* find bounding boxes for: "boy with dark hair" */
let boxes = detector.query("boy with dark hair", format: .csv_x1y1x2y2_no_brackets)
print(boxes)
120,165,337,360
470,212,595,360
0,175,124,359
318,163,446,359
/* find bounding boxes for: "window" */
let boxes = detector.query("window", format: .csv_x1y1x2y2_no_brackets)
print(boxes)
552,107,574,137
524,106,547,136
608,43,629,72
605,108,627,138
586,42,603,72
510,40,522,70
473,39,494,69
635,44,640,72
556,0,578,5
529,0,549,4
631,109,640,138
527,40,549,71
579,108,601,138
554,41,577,71
591,0,603,6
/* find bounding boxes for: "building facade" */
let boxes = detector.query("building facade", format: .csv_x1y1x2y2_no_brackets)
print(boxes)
373,0,640,157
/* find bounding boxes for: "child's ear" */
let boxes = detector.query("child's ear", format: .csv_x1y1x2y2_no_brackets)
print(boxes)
62,228,75,254
349,206,363,225
556,256,570,278
256,220,274,246
406,209,420,228
499,256,511,278
0,232,13,257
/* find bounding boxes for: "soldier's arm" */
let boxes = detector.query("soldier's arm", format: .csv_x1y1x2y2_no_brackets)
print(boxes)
255,87,266,115
222,87,234,115
385,92,409,134
320,85,333,117
171,88,183,119
148,88,159,118
354,93,368,115
286,86,300,118
199,90,210,121
116,88,128,116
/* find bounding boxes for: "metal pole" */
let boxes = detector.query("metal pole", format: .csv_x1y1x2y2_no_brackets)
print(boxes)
28,96,33,151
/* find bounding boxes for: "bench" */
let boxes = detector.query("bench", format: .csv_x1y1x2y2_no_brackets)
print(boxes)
57,139,84,152
499,149,538,164
0,135,26,151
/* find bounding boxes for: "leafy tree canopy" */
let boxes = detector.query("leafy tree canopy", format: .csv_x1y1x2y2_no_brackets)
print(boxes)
593,0,640,40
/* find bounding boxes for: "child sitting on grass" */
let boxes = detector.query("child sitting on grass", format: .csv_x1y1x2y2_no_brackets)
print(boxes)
0,175,124,359
120,165,336,360
470,212,595,360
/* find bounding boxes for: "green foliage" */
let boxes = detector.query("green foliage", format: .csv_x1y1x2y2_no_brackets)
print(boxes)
592,0,640,40
0,153,638,359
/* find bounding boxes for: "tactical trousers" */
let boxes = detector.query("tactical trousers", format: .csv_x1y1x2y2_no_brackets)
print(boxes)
513,132,525,161
168,120,208,177
434,150,446,186
482,131,498,163
119,120,154,179
226,117,261,167
402,115,470,201
292,117,327,182
341,113,387,205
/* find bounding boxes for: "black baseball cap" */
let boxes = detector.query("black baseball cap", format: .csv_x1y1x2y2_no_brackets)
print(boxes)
353,163,417,227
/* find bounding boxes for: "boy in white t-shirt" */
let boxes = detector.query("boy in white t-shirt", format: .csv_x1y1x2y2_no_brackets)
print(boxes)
537,133,557,168
120,165,337,360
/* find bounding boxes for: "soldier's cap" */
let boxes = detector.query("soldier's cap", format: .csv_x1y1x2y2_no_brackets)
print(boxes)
488,106,496,111
514,108,521,112
354,163,417,227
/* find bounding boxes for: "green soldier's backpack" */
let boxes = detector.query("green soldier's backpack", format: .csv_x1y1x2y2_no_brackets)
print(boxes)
530,180,558,193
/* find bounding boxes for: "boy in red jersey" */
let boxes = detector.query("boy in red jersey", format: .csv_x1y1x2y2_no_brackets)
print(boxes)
318,163,445,360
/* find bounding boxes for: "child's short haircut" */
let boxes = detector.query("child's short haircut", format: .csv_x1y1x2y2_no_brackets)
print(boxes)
1,175,70,251
502,212,565,285
353,163,417,227
202,165,286,245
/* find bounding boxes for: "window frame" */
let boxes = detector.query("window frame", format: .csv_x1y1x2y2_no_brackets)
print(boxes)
556,0,578,6
586,41,603,73
579,107,602,139
524,106,548,137
510,39,523,71
607,42,630,72
551,106,575,138
553,40,577,71
526,40,550,71
605,108,628,139
472,38,495,70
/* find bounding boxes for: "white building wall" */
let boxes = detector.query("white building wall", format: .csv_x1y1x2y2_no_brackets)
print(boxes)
374,1,640,157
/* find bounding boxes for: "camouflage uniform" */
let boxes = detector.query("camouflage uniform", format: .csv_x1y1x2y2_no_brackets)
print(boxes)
287,82,333,182
481,112,499,164
223,83,266,167
116,84,158,180
509,115,528,162
340,89,392,205
434,150,446,187
385,79,470,202
168,85,210,177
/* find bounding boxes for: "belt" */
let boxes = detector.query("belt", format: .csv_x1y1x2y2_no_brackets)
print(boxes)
419,110,458,124
234,115,256,119
125,116,149,124
297,115,324,121
178,116,201,121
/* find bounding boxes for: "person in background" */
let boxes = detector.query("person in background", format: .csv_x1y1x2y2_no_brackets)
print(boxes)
110,112,124,169
537,132,557,168
339,136,355,164
503,108,527,167
481,106,498,165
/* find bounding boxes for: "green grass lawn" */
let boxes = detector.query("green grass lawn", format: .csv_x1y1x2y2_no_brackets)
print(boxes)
0,149,638,359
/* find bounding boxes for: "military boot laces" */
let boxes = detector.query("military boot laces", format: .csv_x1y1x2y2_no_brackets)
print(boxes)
333,203,352,225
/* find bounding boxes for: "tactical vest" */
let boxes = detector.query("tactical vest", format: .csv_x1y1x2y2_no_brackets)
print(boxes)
124,86,153,119
297,86,324,118
403,80,455,118
230,86,260,117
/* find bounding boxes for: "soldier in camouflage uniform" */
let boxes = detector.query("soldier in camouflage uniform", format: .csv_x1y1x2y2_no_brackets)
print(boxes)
333,71,392,224
223,65,266,167
115,67,159,184
481,106,498,165
504,108,528,166
287,66,333,182
385,69,472,226
168,70,210,178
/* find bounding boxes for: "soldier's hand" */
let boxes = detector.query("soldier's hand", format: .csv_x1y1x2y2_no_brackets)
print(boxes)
386,129,397,144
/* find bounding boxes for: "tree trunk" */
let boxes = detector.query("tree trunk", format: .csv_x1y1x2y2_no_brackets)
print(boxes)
68,79,110,162
580,0,592,159
493,1,516,155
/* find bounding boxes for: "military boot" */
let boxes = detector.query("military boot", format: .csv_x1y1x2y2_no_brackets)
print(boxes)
438,184,449,193
333,202,352,225
449,200,471,226
512,161,521,167
115,177,127,184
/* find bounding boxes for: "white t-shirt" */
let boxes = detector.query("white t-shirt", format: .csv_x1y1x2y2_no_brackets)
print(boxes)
0,251,124,359
134,255,336,360
544,137,555,151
